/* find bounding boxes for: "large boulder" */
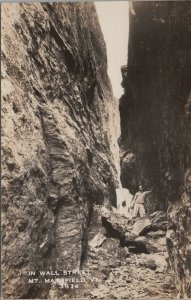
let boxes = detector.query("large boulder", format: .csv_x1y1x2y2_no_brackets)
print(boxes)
100,206,130,238
100,206,169,254
131,218,152,236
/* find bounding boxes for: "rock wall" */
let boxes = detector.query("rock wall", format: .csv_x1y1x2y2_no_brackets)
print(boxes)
1,3,119,298
119,2,191,297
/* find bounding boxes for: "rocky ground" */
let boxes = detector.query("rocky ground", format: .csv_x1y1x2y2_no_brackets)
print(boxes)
49,207,176,299
86,208,176,299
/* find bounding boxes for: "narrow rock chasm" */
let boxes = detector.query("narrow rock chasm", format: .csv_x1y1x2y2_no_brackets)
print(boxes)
2,2,191,300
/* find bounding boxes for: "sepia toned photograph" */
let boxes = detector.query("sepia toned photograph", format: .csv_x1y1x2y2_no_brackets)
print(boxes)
1,1,191,299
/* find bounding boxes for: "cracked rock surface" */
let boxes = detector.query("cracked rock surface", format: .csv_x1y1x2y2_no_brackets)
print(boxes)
2,3,119,299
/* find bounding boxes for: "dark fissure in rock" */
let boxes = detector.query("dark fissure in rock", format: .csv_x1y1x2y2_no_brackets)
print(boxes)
119,2,191,298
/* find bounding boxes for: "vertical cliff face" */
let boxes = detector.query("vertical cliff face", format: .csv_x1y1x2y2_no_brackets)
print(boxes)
120,2,191,297
2,3,119,298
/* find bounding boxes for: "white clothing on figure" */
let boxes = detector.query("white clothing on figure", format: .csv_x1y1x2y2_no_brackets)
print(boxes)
133,203,146,217
132,190,152,218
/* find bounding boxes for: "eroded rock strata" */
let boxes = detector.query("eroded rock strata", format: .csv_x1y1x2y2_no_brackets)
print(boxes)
2,3,119,298
119,2,191,298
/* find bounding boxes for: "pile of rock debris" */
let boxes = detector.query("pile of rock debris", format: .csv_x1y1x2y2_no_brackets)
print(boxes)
84,206,176,299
